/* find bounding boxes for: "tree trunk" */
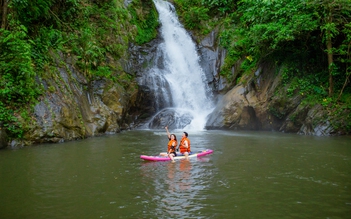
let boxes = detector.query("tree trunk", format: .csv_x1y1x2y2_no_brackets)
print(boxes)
337,37,351,101
1,0,9,29
326,13,334,96
327,36,334,96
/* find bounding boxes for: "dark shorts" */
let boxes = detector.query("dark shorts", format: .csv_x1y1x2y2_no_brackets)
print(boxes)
170,152,177,157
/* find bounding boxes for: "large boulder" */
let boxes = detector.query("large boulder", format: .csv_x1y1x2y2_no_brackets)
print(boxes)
148,108,193,129
206,85,261,130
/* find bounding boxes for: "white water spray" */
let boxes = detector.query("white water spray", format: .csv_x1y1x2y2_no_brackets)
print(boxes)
145,0,214,130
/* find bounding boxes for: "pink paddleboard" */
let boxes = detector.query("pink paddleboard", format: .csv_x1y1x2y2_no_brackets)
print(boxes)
140,149,213,161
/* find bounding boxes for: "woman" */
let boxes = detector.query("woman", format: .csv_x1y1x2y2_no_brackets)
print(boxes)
160,126,177,162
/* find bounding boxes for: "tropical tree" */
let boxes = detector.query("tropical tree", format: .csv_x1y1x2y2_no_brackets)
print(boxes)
308,0,351,96
337,22,351,101
1,0,11,29
218,0,351,99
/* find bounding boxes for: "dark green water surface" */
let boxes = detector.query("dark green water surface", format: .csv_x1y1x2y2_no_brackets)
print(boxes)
0,130,350,219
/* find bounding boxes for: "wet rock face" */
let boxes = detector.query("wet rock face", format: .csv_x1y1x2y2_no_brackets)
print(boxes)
125,38,162,78
297,105,336,136
198,29,227,93
125,38,165,120
10,65,136,147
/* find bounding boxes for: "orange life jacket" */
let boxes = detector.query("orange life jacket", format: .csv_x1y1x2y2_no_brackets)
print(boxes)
179,137,191,153
168,139,177,153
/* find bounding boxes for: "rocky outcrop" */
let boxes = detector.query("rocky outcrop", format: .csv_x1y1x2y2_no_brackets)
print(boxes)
198,28,228,93
193,26,351,136
125,37,165,124
206,85,262,130
203,60,343,135
8,57,141,147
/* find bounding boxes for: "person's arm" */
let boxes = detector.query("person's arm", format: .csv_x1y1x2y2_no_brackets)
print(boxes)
165,126,171,139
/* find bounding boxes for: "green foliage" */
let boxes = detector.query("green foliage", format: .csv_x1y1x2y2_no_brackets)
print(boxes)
31,27,65,69
0,103,24,139
280,64,329,101
71,27,106,77
98,5,131,56
217,0,351,119
10,0,55,25
0,0,142,139
173,0,210,30
93,66,112,78
128,0,159,45
10,0,80,31
278,62,351,133
0,25,41,138
319,96,351,133
219,32,240,74
202,0,237,15
228,0,318,58
176,0,236,18
219,55,235,80
0,26,40,105
183,6,210,29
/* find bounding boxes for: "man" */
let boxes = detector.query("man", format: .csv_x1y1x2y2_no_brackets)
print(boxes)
178,131,191,160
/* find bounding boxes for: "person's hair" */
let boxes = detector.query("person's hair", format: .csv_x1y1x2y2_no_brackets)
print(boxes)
184,132,188,137
171,134,177,141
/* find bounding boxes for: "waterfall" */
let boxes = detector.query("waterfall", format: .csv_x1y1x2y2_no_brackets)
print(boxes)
141,0,214,130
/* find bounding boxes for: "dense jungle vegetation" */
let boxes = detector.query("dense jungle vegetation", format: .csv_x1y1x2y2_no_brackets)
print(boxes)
1,0,351,139
174,0,351,133
0,0,158,138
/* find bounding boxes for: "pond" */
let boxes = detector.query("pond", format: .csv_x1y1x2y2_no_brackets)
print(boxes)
0,130,350,218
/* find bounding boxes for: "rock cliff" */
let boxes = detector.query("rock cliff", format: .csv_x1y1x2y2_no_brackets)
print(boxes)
196,28,347,136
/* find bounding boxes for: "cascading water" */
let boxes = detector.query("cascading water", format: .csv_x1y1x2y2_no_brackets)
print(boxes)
141,0,214,130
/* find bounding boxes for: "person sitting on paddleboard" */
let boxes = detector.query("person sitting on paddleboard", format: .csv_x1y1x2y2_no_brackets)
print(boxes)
160,126,177,162
178,131,191,160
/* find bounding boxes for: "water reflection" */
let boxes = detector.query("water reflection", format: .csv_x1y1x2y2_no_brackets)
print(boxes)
139,158,214,218
177,160,192,191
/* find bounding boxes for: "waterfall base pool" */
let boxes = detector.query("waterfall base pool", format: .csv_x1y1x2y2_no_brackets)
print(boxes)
1,130,350,218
